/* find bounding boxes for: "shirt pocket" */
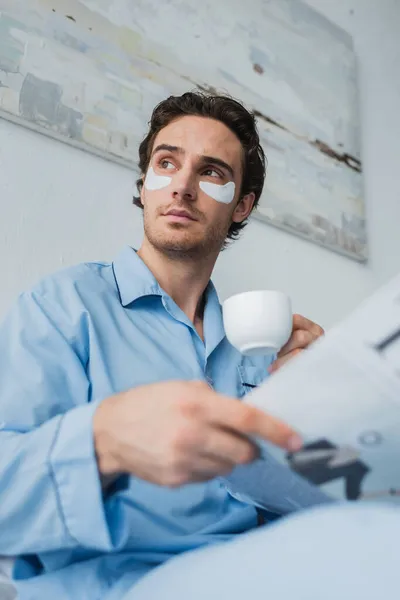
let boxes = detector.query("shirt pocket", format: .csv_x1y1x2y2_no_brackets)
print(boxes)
237,365,268,398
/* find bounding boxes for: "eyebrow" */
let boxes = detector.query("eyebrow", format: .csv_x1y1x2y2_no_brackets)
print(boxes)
152,144,235,178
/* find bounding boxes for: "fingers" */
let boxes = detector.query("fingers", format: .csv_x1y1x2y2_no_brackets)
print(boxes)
204,394,302,452
278,314,324,357
269,348,302,374
237,408,302,451
201,429,259,465
292,314,325,336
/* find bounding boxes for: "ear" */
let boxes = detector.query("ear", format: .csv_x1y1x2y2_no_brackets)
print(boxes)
139,176,145,206
231,192,255,224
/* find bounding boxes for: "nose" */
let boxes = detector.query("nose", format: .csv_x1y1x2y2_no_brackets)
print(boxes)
171,167,197,202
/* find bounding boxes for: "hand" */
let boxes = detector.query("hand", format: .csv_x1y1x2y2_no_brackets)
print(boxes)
269,314,324,374
94,380,302,487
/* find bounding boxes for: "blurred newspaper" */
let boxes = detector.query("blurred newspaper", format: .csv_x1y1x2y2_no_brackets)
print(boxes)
223,272,400,510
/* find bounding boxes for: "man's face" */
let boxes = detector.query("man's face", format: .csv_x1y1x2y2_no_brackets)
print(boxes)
140,115,255,259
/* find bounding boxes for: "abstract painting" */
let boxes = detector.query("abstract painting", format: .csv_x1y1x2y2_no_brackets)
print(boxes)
0,0,367,261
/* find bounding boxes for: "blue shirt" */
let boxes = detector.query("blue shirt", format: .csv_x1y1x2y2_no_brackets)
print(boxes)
0,246,276,600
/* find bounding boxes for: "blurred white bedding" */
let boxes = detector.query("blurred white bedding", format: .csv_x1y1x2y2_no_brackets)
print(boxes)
0,558,16,599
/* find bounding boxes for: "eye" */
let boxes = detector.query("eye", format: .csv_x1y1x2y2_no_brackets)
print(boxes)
203,168,221,179
159,159,175,170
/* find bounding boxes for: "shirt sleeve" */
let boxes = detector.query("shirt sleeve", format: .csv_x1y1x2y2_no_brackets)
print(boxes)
0,291,125,556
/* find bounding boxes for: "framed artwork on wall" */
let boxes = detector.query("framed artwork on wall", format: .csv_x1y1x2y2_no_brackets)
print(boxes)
0,0,366,261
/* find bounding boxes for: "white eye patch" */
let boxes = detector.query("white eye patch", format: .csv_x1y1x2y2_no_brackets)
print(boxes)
144,166,236,204
144,166,172,191
199,180,236,204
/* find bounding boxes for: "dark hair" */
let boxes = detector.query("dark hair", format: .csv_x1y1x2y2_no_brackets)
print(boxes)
132,91,266,242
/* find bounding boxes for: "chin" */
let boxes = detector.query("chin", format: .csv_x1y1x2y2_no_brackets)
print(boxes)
150,232,211,257
160,237,203,254
144,221,226,258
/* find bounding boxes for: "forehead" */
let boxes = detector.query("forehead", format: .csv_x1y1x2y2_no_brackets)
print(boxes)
152,115,243,168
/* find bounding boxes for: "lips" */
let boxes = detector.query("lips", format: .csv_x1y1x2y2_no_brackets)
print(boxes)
165,209,197,221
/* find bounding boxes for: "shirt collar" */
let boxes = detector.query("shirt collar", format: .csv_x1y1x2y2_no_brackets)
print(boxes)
112,246,161,307
112,246,226,355
203,281,226,357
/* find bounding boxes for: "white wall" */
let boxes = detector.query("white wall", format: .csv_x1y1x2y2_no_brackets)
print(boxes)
0,0,399,327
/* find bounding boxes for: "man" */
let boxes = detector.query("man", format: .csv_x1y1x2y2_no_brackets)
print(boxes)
0,91,323,599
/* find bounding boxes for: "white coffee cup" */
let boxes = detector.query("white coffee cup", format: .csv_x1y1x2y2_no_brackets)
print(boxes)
222,290,292,356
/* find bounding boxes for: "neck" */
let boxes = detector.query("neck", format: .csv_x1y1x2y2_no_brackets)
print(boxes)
137,240,218,325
